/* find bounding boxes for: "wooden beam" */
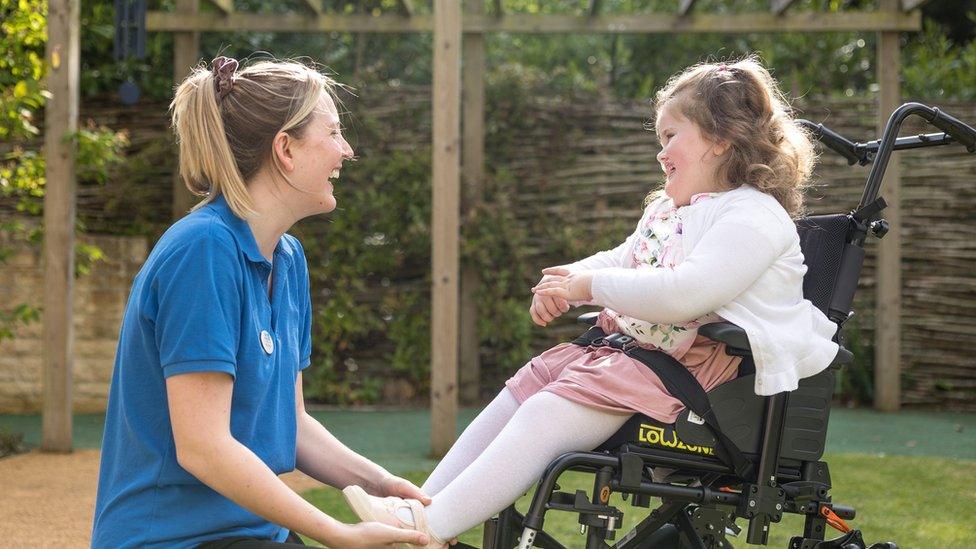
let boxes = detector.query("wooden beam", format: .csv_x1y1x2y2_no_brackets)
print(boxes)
430,0,461,458
772,0,798,16
901,0,933,10
148,12,430,32
588,0,602,16
678,0,698,16
173,0,200,220
875,0,902,411
398,0,414,16
42,0,80,453
204,0,233,14
459,0,484,405
464,12,922,33
146,11,921,33
301,0,323,16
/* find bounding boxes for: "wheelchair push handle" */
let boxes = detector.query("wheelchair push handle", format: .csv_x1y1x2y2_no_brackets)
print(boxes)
800,103,976,223
797,120,865,166
798,103,976,165
862,102,976,211
926,106,976,152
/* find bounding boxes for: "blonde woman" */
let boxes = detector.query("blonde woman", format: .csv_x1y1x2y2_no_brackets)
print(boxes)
91,57,431,549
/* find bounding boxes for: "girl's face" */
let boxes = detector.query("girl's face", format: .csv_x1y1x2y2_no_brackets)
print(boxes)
655,103,727,206
281,93,354,217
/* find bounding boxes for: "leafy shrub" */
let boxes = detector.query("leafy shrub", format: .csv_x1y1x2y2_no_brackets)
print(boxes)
0,426,25,459
1,0,127,342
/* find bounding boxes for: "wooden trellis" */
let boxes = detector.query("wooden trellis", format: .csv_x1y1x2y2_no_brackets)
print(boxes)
43,0,925,454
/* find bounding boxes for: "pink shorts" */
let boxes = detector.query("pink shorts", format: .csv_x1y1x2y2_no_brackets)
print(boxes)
505,335,741,424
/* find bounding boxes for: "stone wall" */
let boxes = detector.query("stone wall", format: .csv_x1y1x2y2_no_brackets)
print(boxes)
0,229,147,413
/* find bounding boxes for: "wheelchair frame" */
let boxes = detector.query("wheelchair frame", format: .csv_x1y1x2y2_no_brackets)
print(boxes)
468,103,976,549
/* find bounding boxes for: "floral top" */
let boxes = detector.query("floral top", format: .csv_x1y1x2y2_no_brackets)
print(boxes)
606,192,724,357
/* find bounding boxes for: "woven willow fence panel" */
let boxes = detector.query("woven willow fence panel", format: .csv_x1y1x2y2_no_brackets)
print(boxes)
38,90,976,409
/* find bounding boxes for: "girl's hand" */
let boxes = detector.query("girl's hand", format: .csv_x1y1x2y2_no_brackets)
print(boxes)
532,267,595,303
375,474,432,506
329,521,432,548
530,273,571,327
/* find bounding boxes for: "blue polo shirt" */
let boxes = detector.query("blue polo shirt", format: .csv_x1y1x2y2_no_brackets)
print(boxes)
92,195,312,548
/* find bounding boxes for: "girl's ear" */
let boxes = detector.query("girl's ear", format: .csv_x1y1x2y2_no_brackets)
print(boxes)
712,139,731,157
272,131,295,172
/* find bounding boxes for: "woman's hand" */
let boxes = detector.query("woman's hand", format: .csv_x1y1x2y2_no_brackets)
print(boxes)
329,521,431,548
532,267,594,304
530,272,571,327
374,474,432,506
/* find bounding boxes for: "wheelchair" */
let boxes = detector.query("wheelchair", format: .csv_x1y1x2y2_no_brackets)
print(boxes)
468,103,976,549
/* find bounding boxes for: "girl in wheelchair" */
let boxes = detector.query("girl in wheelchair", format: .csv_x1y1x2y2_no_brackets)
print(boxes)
343,56,840,548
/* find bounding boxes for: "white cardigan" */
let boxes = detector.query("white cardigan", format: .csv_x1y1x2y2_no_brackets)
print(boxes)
568,185,839,396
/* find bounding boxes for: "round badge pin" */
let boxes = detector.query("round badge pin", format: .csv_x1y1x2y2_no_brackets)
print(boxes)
260,330,275,354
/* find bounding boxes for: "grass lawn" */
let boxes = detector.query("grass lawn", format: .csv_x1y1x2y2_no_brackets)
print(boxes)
301,453,976,548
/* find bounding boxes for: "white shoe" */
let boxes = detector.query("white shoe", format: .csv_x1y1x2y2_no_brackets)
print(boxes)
342,485,448,548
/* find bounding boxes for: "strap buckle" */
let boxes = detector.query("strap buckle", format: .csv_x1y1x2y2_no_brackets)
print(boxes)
603,333,639,352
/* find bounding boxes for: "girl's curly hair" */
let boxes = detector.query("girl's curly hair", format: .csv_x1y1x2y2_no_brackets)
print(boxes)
653,56,815,218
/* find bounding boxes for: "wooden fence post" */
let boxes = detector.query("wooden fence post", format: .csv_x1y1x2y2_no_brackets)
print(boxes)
431,0,462,457
874,0,902,411
172,0,200,220
41,0,81,453
460,0,485,405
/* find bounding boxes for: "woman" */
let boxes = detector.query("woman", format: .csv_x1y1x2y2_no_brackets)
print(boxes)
91,57,432,549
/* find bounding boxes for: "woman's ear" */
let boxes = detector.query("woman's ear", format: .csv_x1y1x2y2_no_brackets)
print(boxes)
272,131,295,172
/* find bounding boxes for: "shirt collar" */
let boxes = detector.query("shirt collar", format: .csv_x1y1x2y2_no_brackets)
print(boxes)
667,191,725,212
207,194,276,267
689,191,725,205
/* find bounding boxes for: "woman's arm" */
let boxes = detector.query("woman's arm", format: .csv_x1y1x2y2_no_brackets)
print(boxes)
166,372,429,548
293,375,431,503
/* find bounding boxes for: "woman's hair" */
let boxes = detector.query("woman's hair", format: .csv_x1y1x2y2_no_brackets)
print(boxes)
170,57,340,218
652,56,815,217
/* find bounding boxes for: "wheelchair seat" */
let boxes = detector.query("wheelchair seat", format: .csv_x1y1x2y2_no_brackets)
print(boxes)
594,368,835,470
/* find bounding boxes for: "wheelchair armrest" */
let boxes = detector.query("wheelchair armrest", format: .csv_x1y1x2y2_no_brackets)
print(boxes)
699,321,855,368
698,321,751,353
831,346,854,368
577,312,600,325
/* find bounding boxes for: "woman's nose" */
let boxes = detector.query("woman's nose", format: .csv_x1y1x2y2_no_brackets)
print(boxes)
341,138,354,159
656,148,666,163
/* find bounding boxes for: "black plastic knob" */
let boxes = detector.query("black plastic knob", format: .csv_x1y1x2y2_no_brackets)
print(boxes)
870,219,890,239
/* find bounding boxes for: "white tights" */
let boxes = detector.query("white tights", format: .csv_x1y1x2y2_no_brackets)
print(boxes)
420,389,630,541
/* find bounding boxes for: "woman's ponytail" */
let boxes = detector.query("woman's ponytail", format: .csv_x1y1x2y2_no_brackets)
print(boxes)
169,57,337,219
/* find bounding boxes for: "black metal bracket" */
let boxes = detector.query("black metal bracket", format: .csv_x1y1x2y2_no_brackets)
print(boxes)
547,489,623,524
736,482,785,522
782,481,831,507
685,505,739,549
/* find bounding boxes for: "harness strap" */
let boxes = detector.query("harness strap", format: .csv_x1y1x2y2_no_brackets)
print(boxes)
571,326,606,347
572,327,754,479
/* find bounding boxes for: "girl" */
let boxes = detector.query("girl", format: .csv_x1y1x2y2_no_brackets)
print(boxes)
91,58,433,548
342,57,840,547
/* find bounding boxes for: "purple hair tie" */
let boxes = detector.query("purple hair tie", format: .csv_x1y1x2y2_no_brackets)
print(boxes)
212,56,238,100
